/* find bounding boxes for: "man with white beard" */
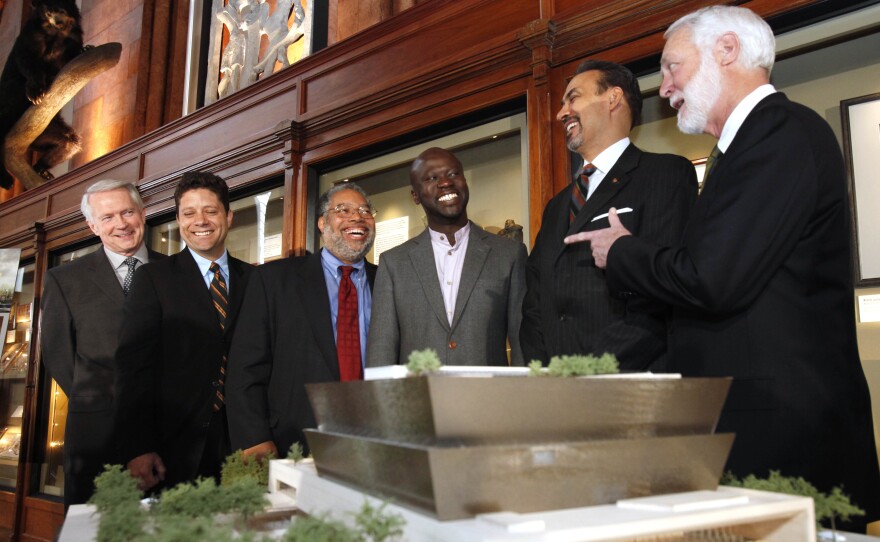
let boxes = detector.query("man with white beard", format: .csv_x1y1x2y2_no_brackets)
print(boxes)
565,5,880,531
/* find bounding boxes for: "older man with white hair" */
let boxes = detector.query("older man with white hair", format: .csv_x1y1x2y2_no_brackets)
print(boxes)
41,180,165,509
566,5,880,530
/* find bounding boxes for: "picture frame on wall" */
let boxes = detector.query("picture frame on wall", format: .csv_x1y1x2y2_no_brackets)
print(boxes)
841,92,880,287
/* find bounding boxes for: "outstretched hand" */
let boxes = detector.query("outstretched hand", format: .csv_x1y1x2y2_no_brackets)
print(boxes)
564,207,632,269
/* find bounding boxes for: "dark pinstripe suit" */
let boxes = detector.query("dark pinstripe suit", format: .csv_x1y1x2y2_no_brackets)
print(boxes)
521,143,697,369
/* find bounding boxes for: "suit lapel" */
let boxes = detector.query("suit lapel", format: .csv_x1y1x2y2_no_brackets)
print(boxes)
176,249,224,338
224,257,248,338
409,230,450,331
300,251,340,379
554,144,639,264
86,248,125,305
451,223,489,330
566,144,639,236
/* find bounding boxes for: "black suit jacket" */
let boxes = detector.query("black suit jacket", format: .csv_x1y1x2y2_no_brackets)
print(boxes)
226,250,376,456
607,93,880,528
40,247,165,506
114,249,252,489
521,143,697,369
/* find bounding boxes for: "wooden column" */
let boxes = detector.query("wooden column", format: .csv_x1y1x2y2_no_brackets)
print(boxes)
519,18,557,247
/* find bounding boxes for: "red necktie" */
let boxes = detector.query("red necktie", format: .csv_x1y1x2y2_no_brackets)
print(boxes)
570,163,598,223
337,266,362,381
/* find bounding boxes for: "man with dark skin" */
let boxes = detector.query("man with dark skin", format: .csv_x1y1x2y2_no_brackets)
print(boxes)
367,147,527,367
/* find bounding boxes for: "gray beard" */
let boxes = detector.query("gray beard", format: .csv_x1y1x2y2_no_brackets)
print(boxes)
324,229,374,263
676,55,722,135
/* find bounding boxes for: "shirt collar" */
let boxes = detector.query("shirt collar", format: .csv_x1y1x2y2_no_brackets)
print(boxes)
584,137,630,174
320,247,365,276
717,84,776,153
429,222,471,249
105,244,149,269
189,247,229,278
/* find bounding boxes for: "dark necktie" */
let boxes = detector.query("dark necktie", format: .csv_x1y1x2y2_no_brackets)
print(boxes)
209,262,228,410
704,145,723,184
336,266,362,381
570,163,598,223
122,256,137,295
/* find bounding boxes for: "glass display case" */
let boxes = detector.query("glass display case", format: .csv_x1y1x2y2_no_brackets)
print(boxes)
34,244,101,498
0,263,34,490
149,185,285,264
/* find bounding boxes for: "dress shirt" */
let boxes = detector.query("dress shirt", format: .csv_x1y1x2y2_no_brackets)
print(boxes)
189,248,231,291
582,137,630,199
430,223,471,326
321,248,372,365
105,244,150,288
717,84,777,153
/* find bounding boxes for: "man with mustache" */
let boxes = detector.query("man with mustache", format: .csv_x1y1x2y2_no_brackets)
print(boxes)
566,6,880,530
367,147,527,367
226,184,377,459
521,60,697,370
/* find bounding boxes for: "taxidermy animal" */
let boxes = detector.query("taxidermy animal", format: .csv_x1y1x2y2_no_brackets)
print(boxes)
0,0,85,189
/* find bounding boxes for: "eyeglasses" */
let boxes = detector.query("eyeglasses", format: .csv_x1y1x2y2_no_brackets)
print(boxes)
329,204,377,219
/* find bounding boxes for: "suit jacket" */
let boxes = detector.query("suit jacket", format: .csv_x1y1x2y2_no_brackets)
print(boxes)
521,144,697,369
226,250,376,455
114,249,252,489
366,222,527,367
607,93,880,528
39,246,165,506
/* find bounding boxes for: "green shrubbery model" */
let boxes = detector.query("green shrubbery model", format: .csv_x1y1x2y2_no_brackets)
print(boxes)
528,353,620,377
89,446,404,541
723,470,863,532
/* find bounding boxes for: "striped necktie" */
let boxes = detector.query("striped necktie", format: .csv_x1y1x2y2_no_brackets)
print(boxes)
209,262,228,410
570,163,598,223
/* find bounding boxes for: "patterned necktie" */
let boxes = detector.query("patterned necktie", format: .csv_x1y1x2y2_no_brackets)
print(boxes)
703,145,723,184
209,262,228,410
122,257,138,296
336,266,362,381
570,163,598,223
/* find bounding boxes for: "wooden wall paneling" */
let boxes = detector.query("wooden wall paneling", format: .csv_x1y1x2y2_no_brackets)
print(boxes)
302,0,538,118
20,497,62,542
139,82,299,181
0,201,47,241
0,491,13,536
520,19,559,247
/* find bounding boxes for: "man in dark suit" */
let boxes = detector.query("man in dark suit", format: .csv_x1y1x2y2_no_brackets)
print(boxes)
115,171,252,492
366,147,526,368
40,180,165,509
521,60,697,370
567,6,880,530
226,184,376,461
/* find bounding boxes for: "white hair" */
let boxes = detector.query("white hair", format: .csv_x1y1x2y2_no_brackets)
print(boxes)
80,180,144,222
666,5,776,74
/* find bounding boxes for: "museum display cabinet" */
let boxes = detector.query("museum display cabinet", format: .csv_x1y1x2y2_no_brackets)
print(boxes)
0,0,878,539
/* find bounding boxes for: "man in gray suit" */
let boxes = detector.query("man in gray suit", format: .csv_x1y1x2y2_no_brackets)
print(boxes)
367,147,527,367
40,179,165,509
